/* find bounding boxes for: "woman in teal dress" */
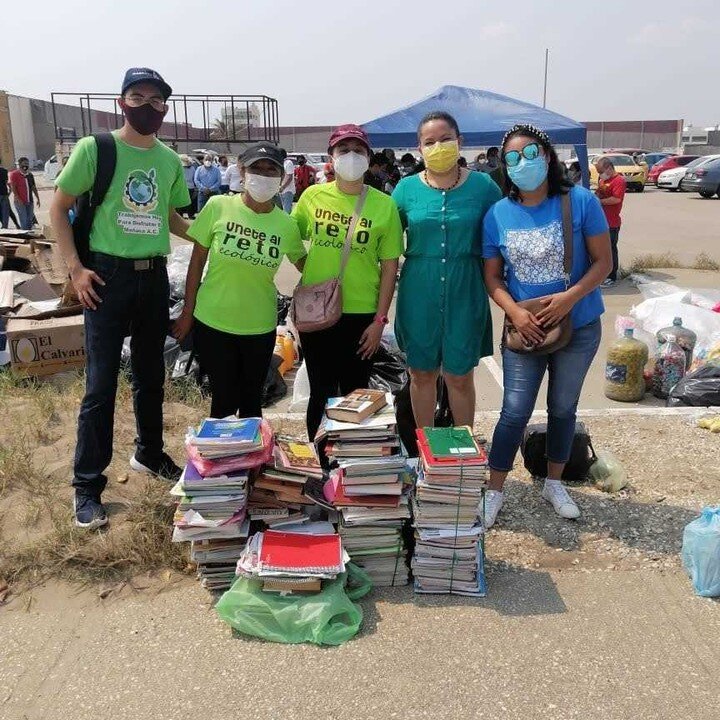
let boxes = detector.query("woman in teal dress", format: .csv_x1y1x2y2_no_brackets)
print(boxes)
392,111,501,427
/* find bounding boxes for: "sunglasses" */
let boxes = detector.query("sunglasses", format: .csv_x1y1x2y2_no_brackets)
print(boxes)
503,142,541,168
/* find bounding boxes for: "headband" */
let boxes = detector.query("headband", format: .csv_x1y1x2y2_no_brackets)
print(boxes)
501,124,551,149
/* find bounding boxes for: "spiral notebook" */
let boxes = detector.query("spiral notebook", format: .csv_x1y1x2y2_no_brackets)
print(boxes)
258,530,343,574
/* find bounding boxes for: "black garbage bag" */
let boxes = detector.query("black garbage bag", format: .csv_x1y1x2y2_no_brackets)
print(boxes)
262,354,287,407
667,363,720,407
520,422,597,483
277,293,292,325
369,345,408,394
395,377,454,458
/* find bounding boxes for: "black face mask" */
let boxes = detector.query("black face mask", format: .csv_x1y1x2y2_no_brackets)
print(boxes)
122,102,166,136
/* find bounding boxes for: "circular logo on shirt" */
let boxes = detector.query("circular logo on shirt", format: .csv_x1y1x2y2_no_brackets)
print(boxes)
123,169,159,212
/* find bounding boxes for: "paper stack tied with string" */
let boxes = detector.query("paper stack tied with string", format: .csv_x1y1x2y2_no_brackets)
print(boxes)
411,426,488,597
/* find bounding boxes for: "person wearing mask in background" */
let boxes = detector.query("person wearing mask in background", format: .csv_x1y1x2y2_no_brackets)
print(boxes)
194,154,221,213
473,152,488,172
294,155,315,199
179,154,197,219
293,124,403,440
595,156,626,288
218,155,230,195
224,154,244,194
399,153,418,177
278,149,296,213
393,111,501,430
364,153,386,192
9,157,41,230
50,67,192,530
322,161,335,184
486,147,500,170
567,161,582,185
173,142,306,419
481,124,611,528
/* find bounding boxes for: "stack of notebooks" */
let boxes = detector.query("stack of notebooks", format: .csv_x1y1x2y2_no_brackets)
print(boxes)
170,462,251,591
319,392,411,587
236,525,348,594
173,417,272,593
411,426,488,597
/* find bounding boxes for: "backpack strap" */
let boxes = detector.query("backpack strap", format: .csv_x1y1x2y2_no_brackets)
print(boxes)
560,191,574,288
91,133,117,208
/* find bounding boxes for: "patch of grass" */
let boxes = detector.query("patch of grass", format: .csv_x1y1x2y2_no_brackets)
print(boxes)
694,252,720,271
625,253,683,275
0,480,187,587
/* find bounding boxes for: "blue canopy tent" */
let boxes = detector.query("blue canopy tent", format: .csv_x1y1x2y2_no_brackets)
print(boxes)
362,85,590,187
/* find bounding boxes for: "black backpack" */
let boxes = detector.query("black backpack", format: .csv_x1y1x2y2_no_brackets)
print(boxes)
72,133,117,265
520,422,597,483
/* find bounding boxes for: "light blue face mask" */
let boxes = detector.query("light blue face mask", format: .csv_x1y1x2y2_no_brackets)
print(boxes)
507,156,549,191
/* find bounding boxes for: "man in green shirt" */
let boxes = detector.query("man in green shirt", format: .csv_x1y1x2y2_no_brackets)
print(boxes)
50,68,192,530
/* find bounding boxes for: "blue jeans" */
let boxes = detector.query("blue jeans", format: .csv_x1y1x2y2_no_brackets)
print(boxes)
73,253,169,497
280,191,294,213
14,200,34,230
489,320,602,472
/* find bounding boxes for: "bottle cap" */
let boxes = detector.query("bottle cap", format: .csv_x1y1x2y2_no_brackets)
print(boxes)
673,317,682,325
624,328,634,338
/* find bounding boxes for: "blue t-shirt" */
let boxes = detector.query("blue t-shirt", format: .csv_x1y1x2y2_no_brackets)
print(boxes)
482,185,608,329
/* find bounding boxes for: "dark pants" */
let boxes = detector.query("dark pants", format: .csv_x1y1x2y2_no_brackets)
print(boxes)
180,189,197,218
608,227,620,281
0,195,10,228
73,253,169,497
300,313,375,440
194,320,276,419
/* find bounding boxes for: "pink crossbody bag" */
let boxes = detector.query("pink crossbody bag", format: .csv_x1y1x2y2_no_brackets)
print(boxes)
290,185,368,333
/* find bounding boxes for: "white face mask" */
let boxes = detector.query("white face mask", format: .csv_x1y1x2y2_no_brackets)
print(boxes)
203,160,212,168
244,172,282,203
333,151,369,182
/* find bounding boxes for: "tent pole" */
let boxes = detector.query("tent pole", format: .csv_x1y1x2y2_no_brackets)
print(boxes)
542,49,549,108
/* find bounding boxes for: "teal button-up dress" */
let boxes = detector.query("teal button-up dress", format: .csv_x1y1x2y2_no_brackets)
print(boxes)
392,171,502,375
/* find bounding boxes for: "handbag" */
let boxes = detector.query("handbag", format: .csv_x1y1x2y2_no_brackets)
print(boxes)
520,422,597,483
291,185,368,333
502,192,574,355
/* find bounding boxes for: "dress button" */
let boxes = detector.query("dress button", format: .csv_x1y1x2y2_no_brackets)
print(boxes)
441,243,445,247
441,277,445,282
442,259,446,263
441,224,445,230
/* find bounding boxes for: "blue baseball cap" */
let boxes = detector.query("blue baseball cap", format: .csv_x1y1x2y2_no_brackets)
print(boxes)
121,68,172,100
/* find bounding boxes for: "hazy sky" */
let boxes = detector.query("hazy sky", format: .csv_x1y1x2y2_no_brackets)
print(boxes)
6,0,720,127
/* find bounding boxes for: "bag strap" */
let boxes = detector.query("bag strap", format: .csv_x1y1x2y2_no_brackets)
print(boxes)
560,191,573,287
338,185,369,280
91,133,117,208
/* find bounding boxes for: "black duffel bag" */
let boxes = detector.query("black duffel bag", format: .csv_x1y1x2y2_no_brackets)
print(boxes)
520,422,596,483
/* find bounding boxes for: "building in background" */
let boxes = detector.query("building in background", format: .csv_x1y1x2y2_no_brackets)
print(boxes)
682,125,720,155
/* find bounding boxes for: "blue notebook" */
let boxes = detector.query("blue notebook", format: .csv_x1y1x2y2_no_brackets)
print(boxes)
196,417,261,442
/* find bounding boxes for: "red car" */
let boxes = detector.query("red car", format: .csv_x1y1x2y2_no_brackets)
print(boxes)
648,155,699,184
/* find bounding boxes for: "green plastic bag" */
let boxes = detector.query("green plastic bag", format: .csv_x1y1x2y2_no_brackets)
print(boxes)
215,563,373,646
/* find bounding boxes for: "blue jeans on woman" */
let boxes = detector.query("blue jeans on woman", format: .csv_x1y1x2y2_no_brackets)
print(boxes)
488,320,602,472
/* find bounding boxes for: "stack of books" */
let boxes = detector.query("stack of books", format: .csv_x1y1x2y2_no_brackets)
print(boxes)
173,417,273,592
170,462,251,591
411,426,488,597
236,526,347,594
319,392,411,587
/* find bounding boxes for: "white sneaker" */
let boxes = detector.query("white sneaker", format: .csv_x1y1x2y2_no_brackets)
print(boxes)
541,479,580,519
482,489,505,528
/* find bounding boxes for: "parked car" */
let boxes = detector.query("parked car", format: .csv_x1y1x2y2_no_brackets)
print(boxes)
44,155,62,181
589,154,648,191
680,157,720,198
643,152,674,171
648,155,699,185
657,155,720,191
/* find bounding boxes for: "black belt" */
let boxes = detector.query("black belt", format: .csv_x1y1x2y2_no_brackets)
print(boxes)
90,252,166,271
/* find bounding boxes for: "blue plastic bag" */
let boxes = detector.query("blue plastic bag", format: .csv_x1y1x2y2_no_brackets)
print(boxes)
681,507,720,598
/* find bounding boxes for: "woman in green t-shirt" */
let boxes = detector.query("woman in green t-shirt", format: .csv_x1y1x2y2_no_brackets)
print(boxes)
173,142,307,419
292,124,404,440
392,111,501,429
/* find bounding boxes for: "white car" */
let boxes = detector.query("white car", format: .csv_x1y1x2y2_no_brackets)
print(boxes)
658,155,720,191
44,155,62,181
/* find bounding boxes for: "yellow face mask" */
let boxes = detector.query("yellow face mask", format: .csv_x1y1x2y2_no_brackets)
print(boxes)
422,140,460,173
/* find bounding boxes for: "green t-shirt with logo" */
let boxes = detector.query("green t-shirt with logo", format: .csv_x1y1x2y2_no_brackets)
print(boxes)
292,182,403,314
188,195,306,335
56,132,190,259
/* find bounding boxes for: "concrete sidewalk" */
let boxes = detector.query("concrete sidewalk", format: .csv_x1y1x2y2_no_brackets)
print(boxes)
1,569,718,720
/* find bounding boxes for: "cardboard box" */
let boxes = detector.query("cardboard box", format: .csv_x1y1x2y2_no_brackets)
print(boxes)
6,315,85,377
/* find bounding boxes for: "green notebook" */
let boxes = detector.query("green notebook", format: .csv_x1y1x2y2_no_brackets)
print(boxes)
422,426,480,458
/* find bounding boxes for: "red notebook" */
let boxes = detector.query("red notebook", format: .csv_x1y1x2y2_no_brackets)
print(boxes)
416,429,488,467
259,531,342,573
323,472,401,508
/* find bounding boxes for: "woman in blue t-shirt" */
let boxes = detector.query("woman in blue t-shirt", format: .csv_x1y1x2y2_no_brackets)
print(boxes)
481,124,612,527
